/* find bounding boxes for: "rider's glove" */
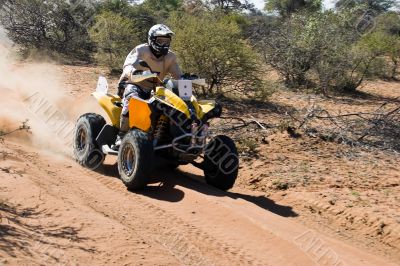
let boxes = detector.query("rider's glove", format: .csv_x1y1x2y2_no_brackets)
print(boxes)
181,73,198,80
132,70,144,75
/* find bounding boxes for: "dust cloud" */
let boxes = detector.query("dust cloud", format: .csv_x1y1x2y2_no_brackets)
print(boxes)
0,42,77,157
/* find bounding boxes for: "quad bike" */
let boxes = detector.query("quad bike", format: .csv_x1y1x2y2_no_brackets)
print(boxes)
73,62,239,191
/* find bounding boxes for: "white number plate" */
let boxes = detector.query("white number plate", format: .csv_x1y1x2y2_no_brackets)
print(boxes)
178,80,193,101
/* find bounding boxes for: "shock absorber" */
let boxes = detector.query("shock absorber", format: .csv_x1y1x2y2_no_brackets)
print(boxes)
153,115,168,146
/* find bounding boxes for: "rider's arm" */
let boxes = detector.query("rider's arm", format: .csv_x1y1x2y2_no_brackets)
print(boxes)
123,48,138,75
123,45,148,82
167,53,183,79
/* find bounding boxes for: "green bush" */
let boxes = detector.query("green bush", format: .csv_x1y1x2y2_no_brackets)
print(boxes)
89,11,139,72
309,12,372,93
169,12,270,99
265,0,322,17
254,10,379,93
254,13,322,88
0,0,94,61
357,13,400,79
335,0,396,13
141,0,183,18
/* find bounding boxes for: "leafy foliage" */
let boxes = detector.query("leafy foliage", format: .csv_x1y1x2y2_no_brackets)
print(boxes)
89,11,138,72
255,15,313,88
208,0,255,12
0,0,399,98
311,12,372,92
357,12,400,79
169,12,270,98
253,11,376,93
0,0,94,60
335,0,396,13
265,0,322,17
142,0,183,17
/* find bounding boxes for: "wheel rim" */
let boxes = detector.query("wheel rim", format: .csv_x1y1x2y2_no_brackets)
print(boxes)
75,126,87,152
121,143,136,176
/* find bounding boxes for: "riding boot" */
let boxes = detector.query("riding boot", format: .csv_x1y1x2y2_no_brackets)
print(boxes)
120,115,130,133
112,115,129,150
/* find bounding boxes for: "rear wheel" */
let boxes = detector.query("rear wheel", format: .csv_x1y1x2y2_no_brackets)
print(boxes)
73,113,106,169
118,130,153,190
204,135,239,191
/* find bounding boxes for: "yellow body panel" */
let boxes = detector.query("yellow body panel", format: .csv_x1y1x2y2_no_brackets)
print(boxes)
198,100,216,114
128,98,152,132
92,92,122,127
155,87,217,119
155,87,190,118
92,87,218,132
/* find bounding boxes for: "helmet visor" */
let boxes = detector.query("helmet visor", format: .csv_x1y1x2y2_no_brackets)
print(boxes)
155,36,171,46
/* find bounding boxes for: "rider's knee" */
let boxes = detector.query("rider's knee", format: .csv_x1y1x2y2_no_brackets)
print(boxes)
123,84,139,100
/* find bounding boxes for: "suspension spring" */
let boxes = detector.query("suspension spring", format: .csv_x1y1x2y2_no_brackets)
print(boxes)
154,116,169,143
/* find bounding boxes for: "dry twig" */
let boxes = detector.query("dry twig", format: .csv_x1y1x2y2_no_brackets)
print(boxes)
0,120,31,142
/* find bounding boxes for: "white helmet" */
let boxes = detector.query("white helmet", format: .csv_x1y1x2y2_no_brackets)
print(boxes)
148,24,174,57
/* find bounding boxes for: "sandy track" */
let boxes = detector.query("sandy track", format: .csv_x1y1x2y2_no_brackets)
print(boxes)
0,141,397,266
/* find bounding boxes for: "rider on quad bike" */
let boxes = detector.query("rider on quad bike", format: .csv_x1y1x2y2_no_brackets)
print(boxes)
118,24,183,138
73,24,239,191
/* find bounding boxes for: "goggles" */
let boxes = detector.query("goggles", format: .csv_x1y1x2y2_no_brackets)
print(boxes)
155,37,171,46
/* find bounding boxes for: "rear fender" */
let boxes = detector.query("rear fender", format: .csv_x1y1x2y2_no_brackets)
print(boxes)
92,92,122,128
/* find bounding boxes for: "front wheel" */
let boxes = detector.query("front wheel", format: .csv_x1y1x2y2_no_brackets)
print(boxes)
118,130,153,190
203,135,239,191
